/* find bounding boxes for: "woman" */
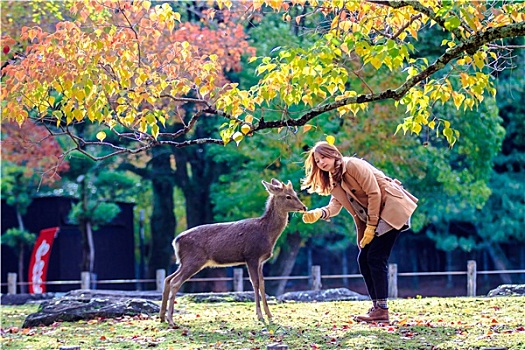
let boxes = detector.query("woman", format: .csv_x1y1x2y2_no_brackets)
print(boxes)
301,141,418,323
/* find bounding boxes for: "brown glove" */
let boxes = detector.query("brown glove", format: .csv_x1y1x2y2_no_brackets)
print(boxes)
302,209,323,224
359,224,377,248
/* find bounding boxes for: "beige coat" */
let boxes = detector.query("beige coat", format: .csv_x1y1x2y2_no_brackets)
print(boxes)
322,157,418,243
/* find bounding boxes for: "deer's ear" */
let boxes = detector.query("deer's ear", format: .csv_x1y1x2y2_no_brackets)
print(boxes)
262,180,272,192
271,178,282,187
262,180,280,194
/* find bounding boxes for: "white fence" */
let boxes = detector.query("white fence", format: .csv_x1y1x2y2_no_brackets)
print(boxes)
3,260,525,297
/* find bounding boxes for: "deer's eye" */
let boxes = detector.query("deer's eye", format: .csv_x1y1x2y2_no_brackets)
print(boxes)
286,195,292,199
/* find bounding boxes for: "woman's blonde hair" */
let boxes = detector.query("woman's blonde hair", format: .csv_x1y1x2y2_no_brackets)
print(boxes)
301,141,344,195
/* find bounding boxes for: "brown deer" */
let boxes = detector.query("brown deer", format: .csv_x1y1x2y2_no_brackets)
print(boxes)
159,179,307,326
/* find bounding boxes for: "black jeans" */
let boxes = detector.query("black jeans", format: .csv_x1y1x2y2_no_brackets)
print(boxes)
357,229,401,300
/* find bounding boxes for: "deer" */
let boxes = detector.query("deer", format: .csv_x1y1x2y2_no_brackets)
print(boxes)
159,179,308,326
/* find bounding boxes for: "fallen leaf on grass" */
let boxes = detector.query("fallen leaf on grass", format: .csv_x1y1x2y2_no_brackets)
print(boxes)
6,327,19,334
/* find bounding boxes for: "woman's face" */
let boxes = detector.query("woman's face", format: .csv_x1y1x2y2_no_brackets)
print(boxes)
313,151,335,173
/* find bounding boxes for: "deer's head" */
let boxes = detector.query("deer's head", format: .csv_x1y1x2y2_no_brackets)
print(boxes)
262,179,307,213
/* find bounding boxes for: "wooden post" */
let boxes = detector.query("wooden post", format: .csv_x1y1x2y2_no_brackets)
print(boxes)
311,265,322,291
233,268,243,292
7,273,17,294
388,263,398,299
156,269,166,292
467,260,477,297
81,271,91,290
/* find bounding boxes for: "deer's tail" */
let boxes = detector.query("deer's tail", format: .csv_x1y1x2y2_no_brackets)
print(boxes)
172,237,181,265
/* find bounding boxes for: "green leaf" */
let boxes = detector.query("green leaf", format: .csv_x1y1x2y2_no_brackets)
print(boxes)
444,16,461,31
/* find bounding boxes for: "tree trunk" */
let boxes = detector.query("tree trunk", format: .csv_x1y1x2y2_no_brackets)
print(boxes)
16,211,25,231
173,128,228,292
86,221,95,274
80,219,90,273
80,176,91,273
446,250,453,288
267,231,303,296
485,243,512,283
148,148,177,279
16,211,27,293
18,242,26,293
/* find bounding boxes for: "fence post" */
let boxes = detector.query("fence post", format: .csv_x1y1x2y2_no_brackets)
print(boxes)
90,273,97,290
156,269,166,292
467,260,477,297
81,272,91,289
311,265,322,291
233,268,243,292
388,263,398,299
7,273,17,294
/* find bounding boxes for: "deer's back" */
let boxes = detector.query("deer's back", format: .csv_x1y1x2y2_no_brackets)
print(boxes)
175,217,286,265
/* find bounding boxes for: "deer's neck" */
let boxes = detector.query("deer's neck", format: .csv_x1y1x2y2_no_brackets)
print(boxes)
260,196,289,242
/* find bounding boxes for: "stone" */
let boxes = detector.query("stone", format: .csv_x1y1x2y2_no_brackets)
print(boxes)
0,292,57,305
487,284,525,297
23,295,160,328
277,288,369,303
65,289,162,300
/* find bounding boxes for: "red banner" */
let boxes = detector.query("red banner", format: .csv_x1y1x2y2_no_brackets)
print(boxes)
28,227,59,294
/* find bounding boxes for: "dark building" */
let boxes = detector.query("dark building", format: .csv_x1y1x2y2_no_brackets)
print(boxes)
1,196,136,293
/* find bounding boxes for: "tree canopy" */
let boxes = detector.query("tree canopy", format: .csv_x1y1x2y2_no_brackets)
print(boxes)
2,0,524,160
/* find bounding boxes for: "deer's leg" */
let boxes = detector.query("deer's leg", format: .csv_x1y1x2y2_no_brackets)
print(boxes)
166,261,205,327
160,269,180,322
257,263,272,319
246,261,264,321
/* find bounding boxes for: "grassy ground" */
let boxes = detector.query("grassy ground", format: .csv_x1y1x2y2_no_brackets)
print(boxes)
1,296,525,349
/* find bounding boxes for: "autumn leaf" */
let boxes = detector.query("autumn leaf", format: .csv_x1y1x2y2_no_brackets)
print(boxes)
96,131,107,141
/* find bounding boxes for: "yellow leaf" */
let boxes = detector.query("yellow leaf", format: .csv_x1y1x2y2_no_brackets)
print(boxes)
96,131,106,141
245,115,254,123
473,52,485,70
151,124,159,139
412,123,422,134
452,92,465,109
326,135,335,145
232,131,244,145
241,124,251,135
369,57,382,70
339,21,351,32
341,42,349,54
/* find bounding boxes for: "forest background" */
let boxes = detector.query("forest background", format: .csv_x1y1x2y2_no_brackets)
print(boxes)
1,0,524,297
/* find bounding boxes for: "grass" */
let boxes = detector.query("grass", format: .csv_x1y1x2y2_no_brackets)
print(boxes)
1,296,525,349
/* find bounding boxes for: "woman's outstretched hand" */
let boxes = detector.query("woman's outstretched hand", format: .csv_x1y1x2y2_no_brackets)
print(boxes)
359,225,377,248
302,209,323,224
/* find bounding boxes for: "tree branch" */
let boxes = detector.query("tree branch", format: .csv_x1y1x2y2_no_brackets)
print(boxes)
253,21,525,131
